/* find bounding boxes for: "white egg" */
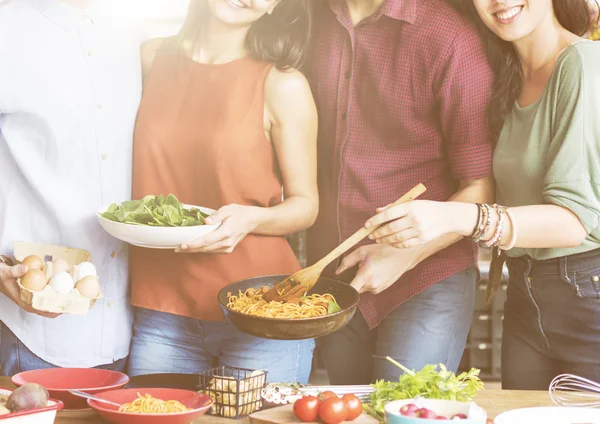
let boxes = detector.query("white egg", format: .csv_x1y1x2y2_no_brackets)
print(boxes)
72,262,97,282
49,272,75,294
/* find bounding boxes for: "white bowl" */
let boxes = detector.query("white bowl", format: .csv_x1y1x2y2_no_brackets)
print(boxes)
495,406,600,424
0,388,63,424
385,399,487,423
97,204,221,249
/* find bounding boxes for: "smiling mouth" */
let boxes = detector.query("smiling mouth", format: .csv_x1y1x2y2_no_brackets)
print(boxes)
227,0,248,8
493,5,524,23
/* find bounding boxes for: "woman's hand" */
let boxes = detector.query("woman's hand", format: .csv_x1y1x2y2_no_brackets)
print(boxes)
365,200,477,248
0,264,60,318
337,244,422,294
175,204,263,254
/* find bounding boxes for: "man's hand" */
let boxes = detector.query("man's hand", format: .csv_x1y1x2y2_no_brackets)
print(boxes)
336,244,423,294
0,264,60,318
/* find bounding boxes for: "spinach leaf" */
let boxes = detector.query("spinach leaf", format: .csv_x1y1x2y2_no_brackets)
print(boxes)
327,300,341,314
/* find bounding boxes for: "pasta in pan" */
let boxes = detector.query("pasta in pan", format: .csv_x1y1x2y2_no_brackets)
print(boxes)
226,286,340,319
118,393,191,414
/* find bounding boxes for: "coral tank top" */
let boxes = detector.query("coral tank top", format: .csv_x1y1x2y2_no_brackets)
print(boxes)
130,46,300,321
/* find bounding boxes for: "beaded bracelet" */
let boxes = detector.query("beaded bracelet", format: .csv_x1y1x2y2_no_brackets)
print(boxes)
499,208,518,250
473,203,492,243
479,203,493,241
486,205,506,248
470,204,484,239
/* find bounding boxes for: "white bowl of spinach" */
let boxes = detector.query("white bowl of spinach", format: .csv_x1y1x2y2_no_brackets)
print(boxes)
97,194,221,249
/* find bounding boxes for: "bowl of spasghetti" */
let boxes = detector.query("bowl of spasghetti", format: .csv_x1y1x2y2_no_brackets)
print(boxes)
10,241,102,315
86,388,213,424
97,193,220,249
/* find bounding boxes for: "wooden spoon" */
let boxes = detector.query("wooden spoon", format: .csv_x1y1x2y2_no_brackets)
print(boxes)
262,183,427,302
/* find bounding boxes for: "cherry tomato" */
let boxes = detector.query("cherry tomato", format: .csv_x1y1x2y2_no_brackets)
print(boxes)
319,391,338,400
319,397,348,424
293,396,321,422
341,394,363,421
486,420,495,424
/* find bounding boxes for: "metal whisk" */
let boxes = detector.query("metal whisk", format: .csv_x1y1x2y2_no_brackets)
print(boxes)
549,374,600,408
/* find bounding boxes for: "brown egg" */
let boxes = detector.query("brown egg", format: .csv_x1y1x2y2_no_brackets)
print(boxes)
75,276,101,299
21,269,49,291
21,255,44,271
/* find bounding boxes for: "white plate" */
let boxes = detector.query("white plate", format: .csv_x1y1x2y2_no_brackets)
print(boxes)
97,204,221,249
495,406,600,424
0,388,62,424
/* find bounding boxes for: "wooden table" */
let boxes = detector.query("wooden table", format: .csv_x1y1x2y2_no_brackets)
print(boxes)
0,377,555,423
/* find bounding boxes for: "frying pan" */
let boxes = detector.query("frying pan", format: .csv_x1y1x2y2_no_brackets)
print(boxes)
218,275,360,341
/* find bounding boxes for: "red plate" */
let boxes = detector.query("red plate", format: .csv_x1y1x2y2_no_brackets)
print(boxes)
11,368,129,410
87,388,213,424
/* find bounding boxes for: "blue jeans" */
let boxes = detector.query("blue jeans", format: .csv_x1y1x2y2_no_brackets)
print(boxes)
317,268,476,384
502,250,600,390
127,308,315,384
0,322,126,376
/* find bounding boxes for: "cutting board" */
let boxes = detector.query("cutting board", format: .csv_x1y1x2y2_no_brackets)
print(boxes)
249,405,379,424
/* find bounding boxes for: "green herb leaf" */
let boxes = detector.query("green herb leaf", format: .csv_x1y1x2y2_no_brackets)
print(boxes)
327,300,341,314
365,358,484,422
100,194,208,228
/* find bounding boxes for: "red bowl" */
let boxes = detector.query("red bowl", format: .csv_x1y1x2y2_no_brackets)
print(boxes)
87,388,213,424
11,368,129,410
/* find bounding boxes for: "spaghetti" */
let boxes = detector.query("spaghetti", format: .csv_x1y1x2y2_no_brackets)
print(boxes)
227,286,340,319
117,393,191,414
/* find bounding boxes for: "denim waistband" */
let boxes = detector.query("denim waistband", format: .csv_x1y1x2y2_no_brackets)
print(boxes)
507,248,600,276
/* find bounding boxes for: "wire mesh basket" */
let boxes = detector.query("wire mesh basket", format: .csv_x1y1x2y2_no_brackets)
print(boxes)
199,366,268,419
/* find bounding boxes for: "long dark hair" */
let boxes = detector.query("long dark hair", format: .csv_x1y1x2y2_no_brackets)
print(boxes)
179,0,312,70
449,0,599,140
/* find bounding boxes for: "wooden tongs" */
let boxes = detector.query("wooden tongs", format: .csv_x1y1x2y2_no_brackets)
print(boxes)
263,184,427,302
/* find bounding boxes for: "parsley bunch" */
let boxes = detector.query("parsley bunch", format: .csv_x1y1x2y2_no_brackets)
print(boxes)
365,357,484,422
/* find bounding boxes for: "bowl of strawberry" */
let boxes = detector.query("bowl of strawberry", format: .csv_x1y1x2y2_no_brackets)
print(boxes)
385,399,491,424
293,391,364,424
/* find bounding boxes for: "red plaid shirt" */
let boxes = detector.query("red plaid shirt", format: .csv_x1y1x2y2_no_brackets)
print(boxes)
306,0,494,329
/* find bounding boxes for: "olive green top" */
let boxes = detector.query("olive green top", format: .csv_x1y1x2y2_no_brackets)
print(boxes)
494,41,600,260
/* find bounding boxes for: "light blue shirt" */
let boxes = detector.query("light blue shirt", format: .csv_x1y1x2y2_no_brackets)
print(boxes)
0,0,144,367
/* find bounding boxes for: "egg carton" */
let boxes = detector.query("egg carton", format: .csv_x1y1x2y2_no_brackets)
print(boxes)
13,241,103,316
